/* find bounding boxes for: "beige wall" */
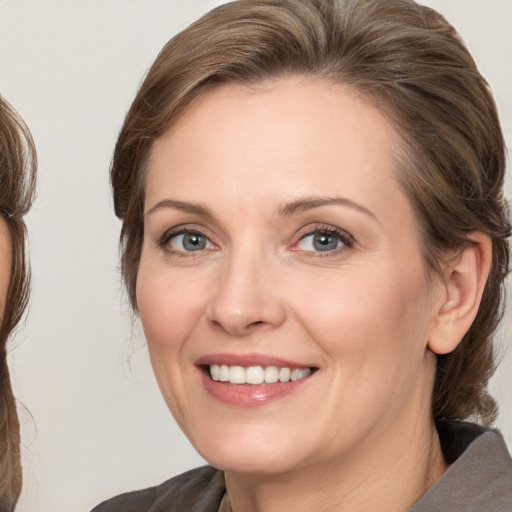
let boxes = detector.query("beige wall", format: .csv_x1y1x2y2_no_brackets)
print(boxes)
0,1,510,510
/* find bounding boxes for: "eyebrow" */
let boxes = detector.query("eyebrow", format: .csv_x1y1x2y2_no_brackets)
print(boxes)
278,196,377,221
145,199,213,218
145,196,377,221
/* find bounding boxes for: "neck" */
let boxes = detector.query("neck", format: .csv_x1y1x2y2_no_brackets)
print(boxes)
224,418,448,512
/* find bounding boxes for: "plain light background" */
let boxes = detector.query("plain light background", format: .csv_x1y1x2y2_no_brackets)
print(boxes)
0,1,510,511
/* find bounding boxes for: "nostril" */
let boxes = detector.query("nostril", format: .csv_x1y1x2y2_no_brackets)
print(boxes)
209,317,267,333
210,320,223,330
247,320,269,330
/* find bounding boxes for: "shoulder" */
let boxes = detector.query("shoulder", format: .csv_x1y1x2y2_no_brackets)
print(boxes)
412,421,512,511
90,466,225,512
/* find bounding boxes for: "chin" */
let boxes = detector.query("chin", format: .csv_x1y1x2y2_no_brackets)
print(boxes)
190,425,303,475
206,451,299,476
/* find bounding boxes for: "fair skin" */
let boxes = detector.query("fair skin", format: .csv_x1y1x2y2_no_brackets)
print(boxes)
137,77,491,512
0,218,11,317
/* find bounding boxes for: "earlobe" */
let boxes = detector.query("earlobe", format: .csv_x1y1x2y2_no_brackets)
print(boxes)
428,233,492,355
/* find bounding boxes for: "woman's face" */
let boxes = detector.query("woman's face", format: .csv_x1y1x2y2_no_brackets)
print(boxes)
0,218,12,316
137,78,445,475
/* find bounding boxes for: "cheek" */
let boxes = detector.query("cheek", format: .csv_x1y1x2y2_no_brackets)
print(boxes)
135,265,209,423
292,264,436,428
291,261,433,365
136,266,207,353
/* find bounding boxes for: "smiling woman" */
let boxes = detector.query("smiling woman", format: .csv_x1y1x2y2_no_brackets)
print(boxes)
0,97,36,511
138,81,448,478
92,0,511,511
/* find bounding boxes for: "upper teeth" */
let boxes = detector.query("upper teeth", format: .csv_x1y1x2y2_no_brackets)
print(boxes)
209,365,312,385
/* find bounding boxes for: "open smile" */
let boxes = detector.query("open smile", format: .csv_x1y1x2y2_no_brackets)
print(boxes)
208,364,313,384
196,356,318,407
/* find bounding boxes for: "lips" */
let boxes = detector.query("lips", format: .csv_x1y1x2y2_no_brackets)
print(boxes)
196,354,317,407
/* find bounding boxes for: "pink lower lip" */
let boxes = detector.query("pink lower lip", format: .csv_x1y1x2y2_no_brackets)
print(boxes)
199,370,312,408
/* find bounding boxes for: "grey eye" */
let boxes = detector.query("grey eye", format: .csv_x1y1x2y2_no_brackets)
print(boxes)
312,233,340,251
170,232,210,251
298,232,343,252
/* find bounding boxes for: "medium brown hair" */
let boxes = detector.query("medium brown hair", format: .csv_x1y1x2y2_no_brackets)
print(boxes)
0,97,36,510
111,0,510,424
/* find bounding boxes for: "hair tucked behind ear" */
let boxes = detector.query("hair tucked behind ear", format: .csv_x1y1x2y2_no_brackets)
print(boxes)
111,0,510,425
0,96,36,510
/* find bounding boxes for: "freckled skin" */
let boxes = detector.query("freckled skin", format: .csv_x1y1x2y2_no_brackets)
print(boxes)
137,78,448,511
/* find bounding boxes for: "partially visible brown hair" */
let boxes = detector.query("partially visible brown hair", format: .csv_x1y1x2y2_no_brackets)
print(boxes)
0,97,36,510
111,0,510,424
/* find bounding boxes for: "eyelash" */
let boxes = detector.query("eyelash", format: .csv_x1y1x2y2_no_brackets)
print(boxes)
158,227,216,257
158,224,354,257
293,224,354,256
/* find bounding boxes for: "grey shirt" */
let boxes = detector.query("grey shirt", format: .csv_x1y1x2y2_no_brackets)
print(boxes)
411,421,512,511
91,421,512,511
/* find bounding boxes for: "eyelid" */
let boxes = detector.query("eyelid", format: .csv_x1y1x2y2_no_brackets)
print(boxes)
155,222,354,257
159,222,210,240
158,224,218,254
291,223,354,254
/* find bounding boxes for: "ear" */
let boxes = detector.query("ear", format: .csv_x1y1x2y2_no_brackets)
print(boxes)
428,232,492,355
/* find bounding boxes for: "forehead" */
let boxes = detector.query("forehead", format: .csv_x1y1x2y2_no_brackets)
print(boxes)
145,77,403,207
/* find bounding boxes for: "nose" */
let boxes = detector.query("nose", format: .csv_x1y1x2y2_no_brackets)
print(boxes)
206,250,286,336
